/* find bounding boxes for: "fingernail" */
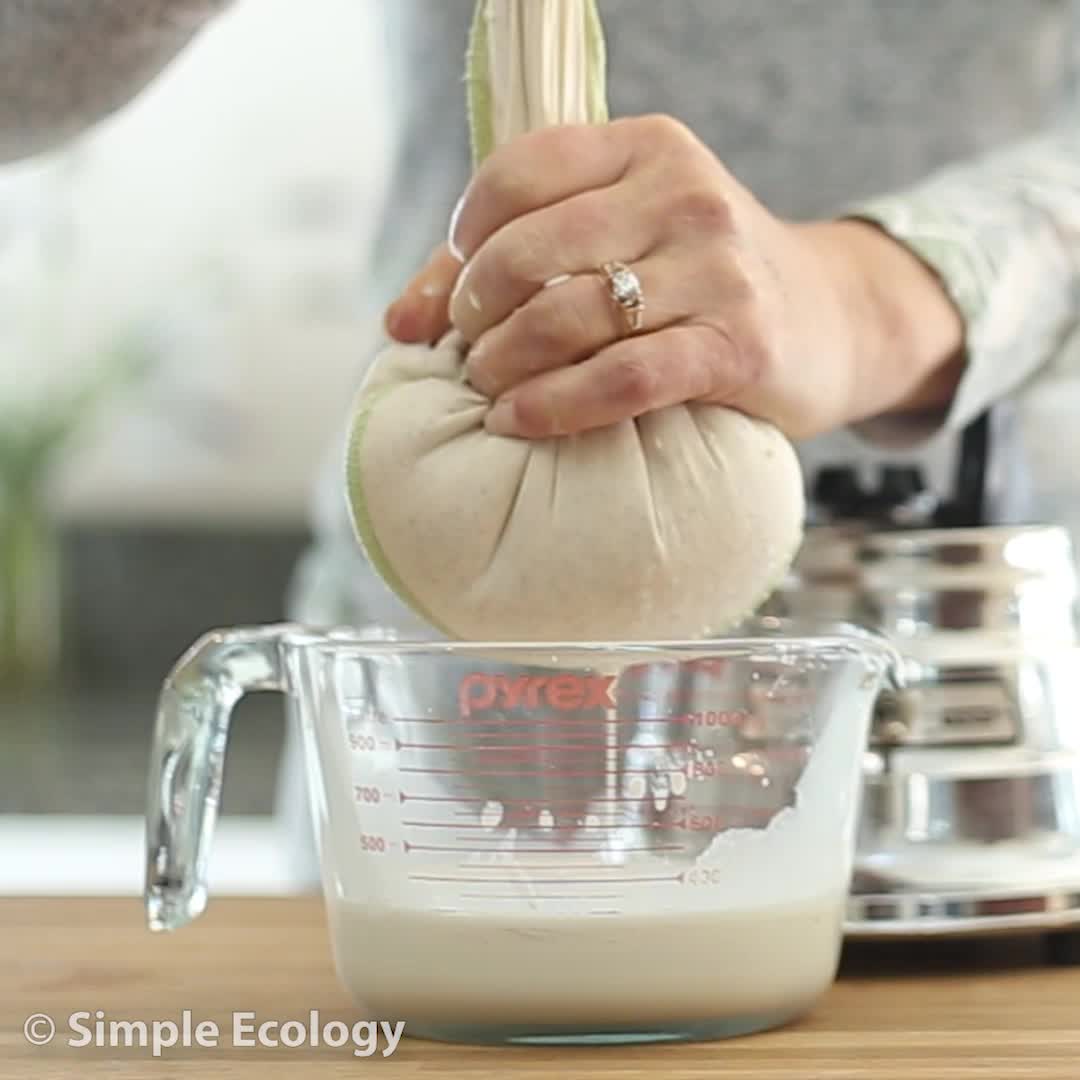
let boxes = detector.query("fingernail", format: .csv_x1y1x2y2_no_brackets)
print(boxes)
485,396,519,437
448,192,468,262
385,302,404,334
386,302,417,340
449,264,482,314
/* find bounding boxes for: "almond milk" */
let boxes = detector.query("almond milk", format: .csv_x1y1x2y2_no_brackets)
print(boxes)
327,891,844,1032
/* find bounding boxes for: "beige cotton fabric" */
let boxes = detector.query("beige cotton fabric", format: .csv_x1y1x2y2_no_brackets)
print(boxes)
345,331,805,641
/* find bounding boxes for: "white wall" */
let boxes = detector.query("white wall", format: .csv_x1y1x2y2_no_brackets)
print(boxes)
0,0,402,526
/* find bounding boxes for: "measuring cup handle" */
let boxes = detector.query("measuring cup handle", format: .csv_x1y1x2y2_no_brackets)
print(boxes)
144,624,294,932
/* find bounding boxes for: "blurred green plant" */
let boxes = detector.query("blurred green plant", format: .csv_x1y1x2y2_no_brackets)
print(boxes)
0,335,150,690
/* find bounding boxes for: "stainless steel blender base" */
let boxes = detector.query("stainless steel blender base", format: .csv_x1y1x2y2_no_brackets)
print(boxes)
845,884,1080,939
805,634,1080,943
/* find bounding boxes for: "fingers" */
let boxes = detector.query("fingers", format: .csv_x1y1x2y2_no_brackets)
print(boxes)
449,177,659,341
450,122,636,261
484,322,752,439
465,252,711,400
385,244,461,343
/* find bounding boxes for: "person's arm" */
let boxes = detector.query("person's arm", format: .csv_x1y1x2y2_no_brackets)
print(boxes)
841,117,1080,446
0,0,229,163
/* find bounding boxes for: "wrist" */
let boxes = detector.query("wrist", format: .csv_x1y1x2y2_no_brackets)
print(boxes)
799,218,966,423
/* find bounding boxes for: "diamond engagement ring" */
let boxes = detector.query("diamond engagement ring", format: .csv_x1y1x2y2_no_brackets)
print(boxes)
600,261,645,334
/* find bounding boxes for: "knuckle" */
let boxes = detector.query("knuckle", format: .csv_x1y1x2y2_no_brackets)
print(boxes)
477,152,539,215
495,226,551,287
672,181,735,233
609,354,659,410
633,113,695,148
531,124,592,163
702,248,755,307
521,291,583,355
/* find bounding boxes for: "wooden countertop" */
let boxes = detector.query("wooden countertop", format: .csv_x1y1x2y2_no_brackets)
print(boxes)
3,897,1080,1078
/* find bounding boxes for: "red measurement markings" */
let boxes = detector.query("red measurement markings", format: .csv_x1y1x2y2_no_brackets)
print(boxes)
403,820,682,831
402,842,684,855
459,894,623,902
669,711,748,727
385,715,735,727
386,716,632,728
443,805,781,824
668,806,782,829
400,793,645,805
733,746,810,762
395,740,685,752
450,864,640,872
685,757,807,780
408,872,683,885
400,766,657,777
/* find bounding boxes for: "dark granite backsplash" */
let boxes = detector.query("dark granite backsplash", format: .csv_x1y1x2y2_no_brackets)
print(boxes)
1,523,306,815
59,522,310,689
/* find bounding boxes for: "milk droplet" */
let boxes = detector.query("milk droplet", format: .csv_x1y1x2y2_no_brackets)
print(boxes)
670,771,688,796
481,800,503,829
626,776,647,800
538,809,554,830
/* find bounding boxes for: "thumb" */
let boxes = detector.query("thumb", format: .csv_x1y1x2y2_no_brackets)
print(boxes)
385,244,461,343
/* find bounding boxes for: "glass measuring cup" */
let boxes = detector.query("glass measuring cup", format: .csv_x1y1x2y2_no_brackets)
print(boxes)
144,619,898,1045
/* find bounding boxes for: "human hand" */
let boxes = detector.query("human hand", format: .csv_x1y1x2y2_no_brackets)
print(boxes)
385,115,964,440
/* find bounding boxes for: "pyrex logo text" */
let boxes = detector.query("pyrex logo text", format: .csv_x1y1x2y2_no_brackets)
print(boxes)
458,673,616,717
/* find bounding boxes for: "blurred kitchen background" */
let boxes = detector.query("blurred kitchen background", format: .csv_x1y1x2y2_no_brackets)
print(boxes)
0,0,404,892
3,0,1080,899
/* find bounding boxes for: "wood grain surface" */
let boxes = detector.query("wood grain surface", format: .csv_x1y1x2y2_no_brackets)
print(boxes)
2,896,1079,1078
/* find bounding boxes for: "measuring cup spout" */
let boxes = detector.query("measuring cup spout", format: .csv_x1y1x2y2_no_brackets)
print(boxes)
144,625,295,932
728,615,904,690
843,624,905,692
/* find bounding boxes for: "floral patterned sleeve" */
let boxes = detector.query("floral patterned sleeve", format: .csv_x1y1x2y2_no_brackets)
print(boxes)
846,117,1080,447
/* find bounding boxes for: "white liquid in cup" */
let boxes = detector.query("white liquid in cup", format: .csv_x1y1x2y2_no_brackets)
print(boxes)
327,891,845,1030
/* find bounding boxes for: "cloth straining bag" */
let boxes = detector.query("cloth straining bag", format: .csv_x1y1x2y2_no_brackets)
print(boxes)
344,0,805,641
